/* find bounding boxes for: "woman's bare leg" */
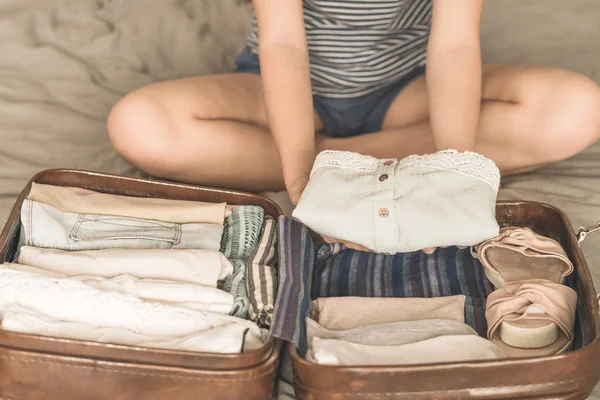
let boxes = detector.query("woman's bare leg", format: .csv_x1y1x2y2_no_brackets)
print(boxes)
108,73,323,192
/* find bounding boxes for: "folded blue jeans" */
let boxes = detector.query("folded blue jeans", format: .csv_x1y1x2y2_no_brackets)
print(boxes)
20,200,223,251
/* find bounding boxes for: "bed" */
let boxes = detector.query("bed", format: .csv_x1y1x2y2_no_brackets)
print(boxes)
1,0,599,397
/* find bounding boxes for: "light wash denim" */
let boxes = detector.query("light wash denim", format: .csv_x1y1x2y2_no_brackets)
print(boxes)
20,200,223,251
293,150,501,253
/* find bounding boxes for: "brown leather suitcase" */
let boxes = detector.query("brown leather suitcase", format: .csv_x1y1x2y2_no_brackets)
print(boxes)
289,201,600,400
0,169,283,400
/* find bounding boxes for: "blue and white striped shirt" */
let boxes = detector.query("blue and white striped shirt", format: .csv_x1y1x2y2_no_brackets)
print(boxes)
246,0,432,98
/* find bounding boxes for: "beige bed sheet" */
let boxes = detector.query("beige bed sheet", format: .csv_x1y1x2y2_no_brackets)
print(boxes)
0,1,599,397
0,0,251,221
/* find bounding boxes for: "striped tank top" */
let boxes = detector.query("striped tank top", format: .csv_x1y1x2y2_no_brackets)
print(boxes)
246,0,432,99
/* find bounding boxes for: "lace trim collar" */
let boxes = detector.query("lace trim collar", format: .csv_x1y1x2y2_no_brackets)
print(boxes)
311,150,501,191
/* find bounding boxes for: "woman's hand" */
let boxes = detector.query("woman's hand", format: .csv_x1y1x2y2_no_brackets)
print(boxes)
422,246,468,254
287,175,309,206
322,235,372,252
288,176,371,250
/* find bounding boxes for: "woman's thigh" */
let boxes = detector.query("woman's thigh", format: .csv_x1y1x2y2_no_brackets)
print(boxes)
382,64,598,130
107,73,325,190
376,64,600,171
108,73,321,145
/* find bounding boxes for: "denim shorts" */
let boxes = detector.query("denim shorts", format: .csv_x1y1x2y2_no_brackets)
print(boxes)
235,48,425,138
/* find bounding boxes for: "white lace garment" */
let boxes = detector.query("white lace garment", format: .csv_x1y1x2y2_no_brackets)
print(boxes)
294,150,501,253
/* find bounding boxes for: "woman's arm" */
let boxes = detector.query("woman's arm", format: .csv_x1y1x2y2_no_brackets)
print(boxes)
427,0,484,152
253,0,314,204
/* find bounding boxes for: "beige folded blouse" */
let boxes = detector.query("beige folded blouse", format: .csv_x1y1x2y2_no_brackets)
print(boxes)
28,183,227,224
307,318,478,347
311,295,466,330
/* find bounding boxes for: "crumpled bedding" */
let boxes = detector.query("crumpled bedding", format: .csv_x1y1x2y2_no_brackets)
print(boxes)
0,0,251,220
0,0,599,397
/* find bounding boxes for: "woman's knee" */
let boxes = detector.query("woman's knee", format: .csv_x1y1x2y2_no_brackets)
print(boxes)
107,87,187,176
528,71,600,162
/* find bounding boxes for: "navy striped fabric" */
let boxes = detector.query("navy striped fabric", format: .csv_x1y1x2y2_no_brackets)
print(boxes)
271,217,495,355
312,242,494,335
271,217,316,351
246,0,432,98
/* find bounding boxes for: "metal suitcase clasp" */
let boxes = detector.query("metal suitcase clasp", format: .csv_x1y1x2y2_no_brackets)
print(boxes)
577,222,600,244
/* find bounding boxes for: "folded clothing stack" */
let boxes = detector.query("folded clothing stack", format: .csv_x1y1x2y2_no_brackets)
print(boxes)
272,207,579,368
0,183,278,354
288,227,578,366
0,268,266,353
305,296,505,366
14,247,235,314
271,215,505,368
293,149,501,254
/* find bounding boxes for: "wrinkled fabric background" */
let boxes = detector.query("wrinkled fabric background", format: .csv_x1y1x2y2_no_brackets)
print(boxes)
1,1,599,396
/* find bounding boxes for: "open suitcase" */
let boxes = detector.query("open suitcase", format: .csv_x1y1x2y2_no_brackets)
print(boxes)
0,169,283,400
1,169,599,400
283,202,600,400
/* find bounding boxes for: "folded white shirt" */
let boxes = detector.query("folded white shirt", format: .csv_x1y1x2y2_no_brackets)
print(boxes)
18,246,233,286
308,335,505,366
2,305,266,353
0,267,261,340
4,263,234,314
293,150,500,253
